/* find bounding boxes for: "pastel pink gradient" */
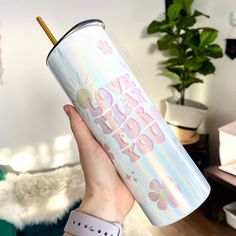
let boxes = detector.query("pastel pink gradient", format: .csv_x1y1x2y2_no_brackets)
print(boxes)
148,177,181,211
98,40,113,55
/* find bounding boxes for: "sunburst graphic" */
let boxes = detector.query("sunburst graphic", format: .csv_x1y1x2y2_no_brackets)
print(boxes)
75,88,91,108
62,70,97,109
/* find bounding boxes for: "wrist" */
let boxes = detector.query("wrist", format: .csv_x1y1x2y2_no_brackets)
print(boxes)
64,211,123,236
76,192,126,224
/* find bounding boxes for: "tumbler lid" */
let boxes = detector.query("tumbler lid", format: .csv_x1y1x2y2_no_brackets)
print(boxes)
46,19,105,63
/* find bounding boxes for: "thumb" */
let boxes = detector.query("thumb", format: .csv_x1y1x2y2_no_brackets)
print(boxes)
63,104,98,153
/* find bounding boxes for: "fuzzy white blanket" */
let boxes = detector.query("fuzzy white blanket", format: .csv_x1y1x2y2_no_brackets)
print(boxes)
0,164,153,235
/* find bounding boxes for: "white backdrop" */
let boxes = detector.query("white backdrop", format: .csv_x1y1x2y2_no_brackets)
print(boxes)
0,0,235,171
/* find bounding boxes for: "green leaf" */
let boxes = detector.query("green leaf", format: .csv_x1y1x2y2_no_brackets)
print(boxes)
183,76,203,88
184,57,206,71
176,15,196,29
173,0,193,14
200,28,218,47
171,76,203,92
171,83,183,92
162,58,181,65
157,34,177,50
167,2,183,22
170,43,187,58
147,20,171,34
184,29,201,47
198,61,215,75
167,64,185,72
192,10,209,18
162,69,181,80
168,47,180,57
181,0,193,14
203,44,223,58
167,64,185,78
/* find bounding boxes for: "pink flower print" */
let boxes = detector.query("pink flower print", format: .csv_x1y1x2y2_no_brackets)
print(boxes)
148,177,181,210
98,40,113,55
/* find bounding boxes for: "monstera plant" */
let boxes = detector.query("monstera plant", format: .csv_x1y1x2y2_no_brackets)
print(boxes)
147,0,223,144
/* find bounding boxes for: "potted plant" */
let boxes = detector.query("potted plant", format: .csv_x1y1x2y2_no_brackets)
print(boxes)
147,0,223,144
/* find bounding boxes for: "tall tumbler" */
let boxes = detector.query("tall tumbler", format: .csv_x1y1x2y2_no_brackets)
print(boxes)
46,19,210,227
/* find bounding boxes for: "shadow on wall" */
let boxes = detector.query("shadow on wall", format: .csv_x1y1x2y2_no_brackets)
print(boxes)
0,134,79,172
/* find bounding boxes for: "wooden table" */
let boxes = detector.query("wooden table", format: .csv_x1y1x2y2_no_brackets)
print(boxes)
204,166,236,219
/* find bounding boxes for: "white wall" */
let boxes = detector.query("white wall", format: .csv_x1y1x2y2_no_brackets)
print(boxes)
0,0,235,171
190,0,236,164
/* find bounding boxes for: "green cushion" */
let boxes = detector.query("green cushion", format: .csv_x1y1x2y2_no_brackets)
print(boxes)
0,170,4,181
0,220,17,236
0,170,17,236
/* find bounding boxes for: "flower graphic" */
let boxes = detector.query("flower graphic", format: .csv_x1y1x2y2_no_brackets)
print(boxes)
148,177,181,210
98,40,113,55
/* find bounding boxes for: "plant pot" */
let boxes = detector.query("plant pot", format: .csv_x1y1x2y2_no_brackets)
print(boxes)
164,98,208,145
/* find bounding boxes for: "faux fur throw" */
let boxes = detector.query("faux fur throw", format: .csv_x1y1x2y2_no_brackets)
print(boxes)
0,164,85,229
0,164,153,236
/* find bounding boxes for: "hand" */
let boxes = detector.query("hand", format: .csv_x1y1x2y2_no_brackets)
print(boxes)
63,105,134,226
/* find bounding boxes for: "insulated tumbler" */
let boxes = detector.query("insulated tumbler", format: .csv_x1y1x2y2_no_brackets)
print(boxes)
46,19,210,227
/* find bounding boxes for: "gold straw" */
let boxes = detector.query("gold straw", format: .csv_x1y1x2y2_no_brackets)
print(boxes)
36,16,57,45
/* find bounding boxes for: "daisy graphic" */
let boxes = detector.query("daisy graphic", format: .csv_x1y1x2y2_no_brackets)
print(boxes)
98,40,113,55
148,177,182,210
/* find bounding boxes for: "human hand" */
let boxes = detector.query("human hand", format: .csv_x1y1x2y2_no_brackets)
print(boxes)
63,104,134,228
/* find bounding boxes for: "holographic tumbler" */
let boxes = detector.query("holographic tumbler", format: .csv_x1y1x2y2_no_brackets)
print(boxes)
46,19,210,227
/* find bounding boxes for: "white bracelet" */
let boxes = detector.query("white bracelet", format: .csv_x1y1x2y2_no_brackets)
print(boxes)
64,210,124,236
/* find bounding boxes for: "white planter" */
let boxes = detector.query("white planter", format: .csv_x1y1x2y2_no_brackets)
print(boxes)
219,121,236,166
164,98,208,145
165,98,208,130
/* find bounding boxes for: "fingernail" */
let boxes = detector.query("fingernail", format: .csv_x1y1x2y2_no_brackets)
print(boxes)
63,105,70,116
